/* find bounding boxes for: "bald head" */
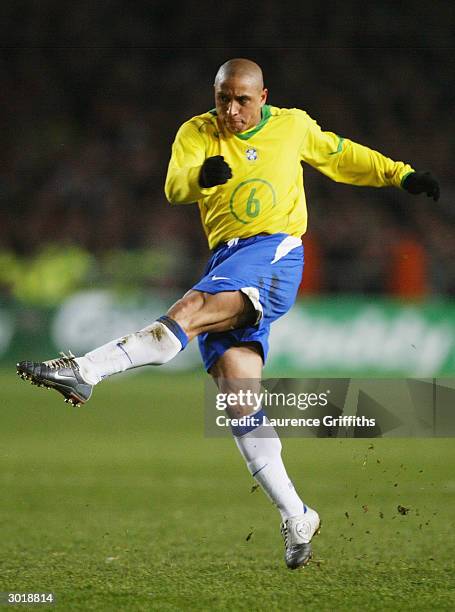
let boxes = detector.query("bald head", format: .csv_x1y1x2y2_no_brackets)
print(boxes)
213,59,268,134
215,58,264,90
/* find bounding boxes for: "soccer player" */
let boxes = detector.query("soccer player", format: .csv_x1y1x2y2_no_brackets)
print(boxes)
17,58,440,570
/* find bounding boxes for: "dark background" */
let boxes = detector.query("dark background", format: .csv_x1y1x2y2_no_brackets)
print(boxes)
1,1,454,296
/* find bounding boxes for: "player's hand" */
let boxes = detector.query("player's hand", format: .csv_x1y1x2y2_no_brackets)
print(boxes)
199,155,233,188
402,171,440,201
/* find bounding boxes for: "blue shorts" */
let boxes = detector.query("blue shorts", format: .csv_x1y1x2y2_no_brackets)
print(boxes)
193,233,304,371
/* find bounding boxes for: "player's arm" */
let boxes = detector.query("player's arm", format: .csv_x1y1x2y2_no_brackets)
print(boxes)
300,113,439,199
165,121,231,205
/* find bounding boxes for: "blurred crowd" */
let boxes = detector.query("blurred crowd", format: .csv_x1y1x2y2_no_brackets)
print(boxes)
1,1,454,295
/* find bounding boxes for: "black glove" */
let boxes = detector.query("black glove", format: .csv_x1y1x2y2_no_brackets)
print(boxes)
199,155,232,188
402,171,440,201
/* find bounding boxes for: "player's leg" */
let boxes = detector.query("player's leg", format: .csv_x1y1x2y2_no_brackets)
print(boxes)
16,289,254,405
210,345,320,569
167,289,256,340
74,289,255,380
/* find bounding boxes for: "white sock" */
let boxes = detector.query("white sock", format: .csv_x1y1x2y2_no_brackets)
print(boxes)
234,412,305,520
75,320,184,385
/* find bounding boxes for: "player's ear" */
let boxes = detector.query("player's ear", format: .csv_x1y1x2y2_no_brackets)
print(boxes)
260,88,268,106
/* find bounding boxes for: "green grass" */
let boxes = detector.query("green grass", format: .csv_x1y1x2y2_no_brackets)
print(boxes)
1,369,455,611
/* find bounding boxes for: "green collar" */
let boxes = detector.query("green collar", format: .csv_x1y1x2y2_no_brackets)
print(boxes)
209,104,272,140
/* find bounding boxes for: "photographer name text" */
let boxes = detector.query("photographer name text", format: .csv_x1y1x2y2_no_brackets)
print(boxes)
216,414,375,428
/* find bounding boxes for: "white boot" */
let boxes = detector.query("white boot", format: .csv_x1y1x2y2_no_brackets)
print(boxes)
280,506,321,569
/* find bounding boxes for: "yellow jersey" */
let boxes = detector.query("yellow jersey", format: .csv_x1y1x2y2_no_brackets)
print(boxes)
165,105,414,250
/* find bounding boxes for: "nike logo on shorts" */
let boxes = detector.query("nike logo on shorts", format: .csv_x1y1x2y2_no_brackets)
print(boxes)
211,275,230,281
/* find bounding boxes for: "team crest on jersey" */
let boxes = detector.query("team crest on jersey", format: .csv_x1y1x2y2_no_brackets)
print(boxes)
245,147,258,161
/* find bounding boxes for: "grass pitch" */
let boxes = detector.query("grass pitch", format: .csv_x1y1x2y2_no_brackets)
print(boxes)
1,369,454,611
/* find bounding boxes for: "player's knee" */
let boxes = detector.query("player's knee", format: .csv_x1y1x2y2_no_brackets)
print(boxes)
166,291,206,327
